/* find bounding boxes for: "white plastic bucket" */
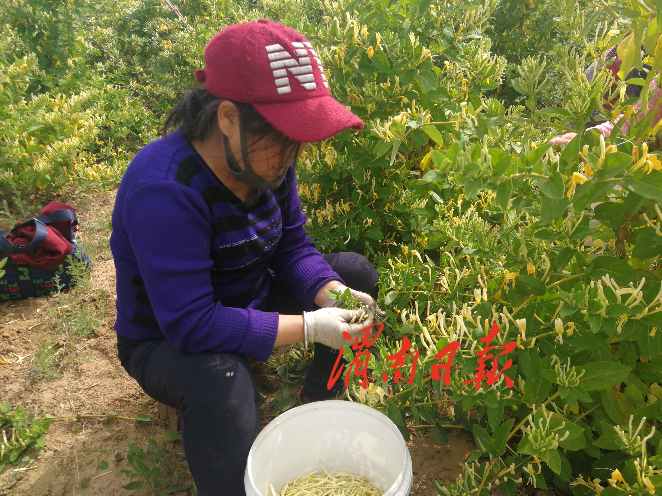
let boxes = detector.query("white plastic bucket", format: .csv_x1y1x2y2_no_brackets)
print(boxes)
244,401,413,496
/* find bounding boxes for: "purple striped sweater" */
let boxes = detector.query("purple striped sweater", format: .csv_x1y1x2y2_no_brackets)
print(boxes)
110,130,341,361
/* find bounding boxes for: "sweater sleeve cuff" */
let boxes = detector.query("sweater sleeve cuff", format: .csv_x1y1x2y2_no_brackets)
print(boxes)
237,309,279,362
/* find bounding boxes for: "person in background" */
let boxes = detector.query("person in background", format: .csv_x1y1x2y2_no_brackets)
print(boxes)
110,19,381,495
549,44,660,146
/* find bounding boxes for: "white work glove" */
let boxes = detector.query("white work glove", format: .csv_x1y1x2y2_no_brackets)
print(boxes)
303,305,376,349
324,284,386,318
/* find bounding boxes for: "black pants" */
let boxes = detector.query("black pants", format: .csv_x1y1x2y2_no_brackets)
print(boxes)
116,252,378,496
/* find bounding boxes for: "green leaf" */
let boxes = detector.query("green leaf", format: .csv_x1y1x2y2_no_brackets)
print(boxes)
600,388,625,425
593,152,631,182
528,144,553,167
472,424,497,457
558,429,586,451
491,419,515,456
606,303,631,318
164,431,181,442
499,478,517,496
390,138,401,166
535,107,571,118
632,228,662,259
487,398,504,431
564,330,600,350
620,171,662,200
365,226,383,240
374,140,391,159
600,488,625,496
591,451,630,480
421,170,446,182
540,448,562,475
417,71,438,91
556,248,576,271
432,423,449,445
590,256,637,286
638,326,662,359
387,402,409,441
136,413,152,425
523,376,552,405
579,361,631,391
593,201,627,224
517,348,541,379
517,275,547,296
464,178,483,198
419,405,437,426
536,172,565,199
559,134,581,174
541,368,558,385
122,482,148,491
578,10,601,39
511,78,527,95
541,196,570,225
26,145,46,154
419,0,433,15
496,179,513,209
534,228,559,241
421,124,444,146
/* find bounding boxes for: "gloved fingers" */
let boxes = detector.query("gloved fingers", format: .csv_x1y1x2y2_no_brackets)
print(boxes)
343,306,375,331
326,306,372,323
348,289,385,319
348,288,375,306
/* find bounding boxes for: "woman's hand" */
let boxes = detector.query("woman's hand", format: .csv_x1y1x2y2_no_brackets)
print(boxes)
548,132,577,146
303,305,376,349
324,284,386,318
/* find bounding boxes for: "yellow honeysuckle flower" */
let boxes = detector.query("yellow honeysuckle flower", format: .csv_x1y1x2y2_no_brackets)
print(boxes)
367,46,374,59
503,272,519,289
643,476,655,493
608,469,625,485
584,163,593,177
566,172,588,199
616,314,628,333
419,47,431,63
527,262,536,275
605,28,620,45
645,154,662,174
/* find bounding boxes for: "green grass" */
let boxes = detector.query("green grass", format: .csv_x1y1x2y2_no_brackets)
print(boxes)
30,342,63,380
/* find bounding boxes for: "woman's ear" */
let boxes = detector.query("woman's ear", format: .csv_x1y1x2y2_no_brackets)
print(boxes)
216,101,240,139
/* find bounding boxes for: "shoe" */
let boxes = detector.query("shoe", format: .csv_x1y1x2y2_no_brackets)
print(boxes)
297,387,349,405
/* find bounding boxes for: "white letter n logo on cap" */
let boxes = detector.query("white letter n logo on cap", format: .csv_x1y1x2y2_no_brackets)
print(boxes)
265,42,328,95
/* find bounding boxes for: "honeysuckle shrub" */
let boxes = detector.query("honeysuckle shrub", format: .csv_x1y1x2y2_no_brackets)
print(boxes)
290,0,662,494
1,0,661,493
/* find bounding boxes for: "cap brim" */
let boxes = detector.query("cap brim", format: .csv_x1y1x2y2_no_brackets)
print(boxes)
252,96,364,142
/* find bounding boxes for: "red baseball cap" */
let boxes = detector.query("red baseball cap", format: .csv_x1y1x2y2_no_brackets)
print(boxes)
193,19,364,143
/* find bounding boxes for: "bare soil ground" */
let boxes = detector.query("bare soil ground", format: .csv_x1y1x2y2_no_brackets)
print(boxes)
0,190,537,496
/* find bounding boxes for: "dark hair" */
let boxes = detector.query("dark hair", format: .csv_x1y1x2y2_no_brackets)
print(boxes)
164,87,301,172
